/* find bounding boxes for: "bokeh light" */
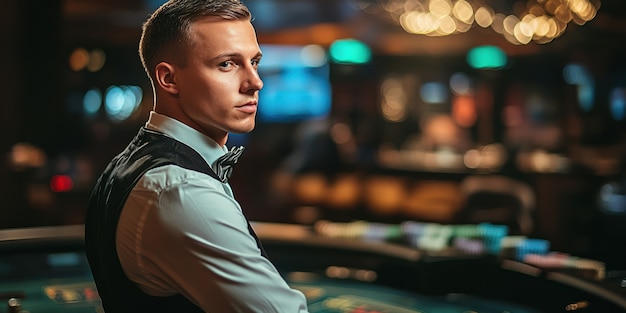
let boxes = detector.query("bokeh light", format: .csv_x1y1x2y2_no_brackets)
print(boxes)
83,88,102,117
329,39,372,64
359,0,599,44
68,47,106,72
104,85,143,122
50,175,74,193
563,63,595,111
420,81,448,104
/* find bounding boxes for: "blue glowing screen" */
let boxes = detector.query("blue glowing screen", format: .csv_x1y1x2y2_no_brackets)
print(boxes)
257,44,332,122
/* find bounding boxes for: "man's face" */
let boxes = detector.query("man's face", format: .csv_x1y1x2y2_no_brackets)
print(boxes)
173,17,263,144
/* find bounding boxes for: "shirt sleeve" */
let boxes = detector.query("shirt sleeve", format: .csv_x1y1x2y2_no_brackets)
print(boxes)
121,168,309,313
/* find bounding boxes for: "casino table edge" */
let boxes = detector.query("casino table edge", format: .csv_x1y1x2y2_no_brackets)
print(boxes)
0,223,624,312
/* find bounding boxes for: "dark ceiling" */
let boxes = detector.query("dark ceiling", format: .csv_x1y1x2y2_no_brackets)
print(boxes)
61,0,626,56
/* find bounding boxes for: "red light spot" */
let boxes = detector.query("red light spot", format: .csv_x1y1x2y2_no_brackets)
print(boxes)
83,286,99,301
50,175,73,192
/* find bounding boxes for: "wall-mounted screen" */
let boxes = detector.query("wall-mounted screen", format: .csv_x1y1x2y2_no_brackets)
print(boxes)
257,44,332,122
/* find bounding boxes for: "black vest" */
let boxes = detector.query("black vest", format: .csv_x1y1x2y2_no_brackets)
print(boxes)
85,127,265,312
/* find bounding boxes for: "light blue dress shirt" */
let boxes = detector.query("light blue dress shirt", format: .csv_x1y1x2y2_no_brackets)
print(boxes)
116,112,309,312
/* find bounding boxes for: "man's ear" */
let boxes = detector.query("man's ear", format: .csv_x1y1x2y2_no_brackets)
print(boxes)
155,62,179,95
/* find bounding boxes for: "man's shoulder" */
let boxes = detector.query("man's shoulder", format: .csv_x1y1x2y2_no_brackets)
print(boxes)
137,165,223,191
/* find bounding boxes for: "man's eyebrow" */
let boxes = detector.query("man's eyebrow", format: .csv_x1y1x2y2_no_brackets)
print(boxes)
210,52,240,61
211,51,263,61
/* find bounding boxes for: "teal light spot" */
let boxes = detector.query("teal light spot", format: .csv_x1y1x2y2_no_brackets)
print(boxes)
329,39,372,64
467,45,507,70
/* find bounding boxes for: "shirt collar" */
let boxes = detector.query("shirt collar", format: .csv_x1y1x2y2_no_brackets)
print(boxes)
144,111,228,166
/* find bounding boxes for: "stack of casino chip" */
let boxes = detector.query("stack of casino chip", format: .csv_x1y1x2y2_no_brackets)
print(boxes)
514,238,550,261
314,220,605,280
453,237,485,254
573,257,606,280
315,220,516,255
400,221,427,248
314,220,362,239
523,252,606,280
378,222,403,241
313,220,403,241
420,223,453,251
401,221,454,251
362,221,401,241
499,235,527,260
452,224,482,239
524,251,570,268
400,221,510,253
477,223,509,254
448,224,483,254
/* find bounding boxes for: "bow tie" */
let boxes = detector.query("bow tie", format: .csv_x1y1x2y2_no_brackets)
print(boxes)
212,146,245,182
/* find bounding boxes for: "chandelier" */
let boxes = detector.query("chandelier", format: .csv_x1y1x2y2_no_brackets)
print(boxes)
350,0,601,45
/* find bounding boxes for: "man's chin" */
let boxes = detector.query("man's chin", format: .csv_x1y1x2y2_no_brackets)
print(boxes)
231,123,256,134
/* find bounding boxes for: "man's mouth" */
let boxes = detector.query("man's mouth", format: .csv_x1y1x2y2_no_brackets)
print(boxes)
236,101,257,114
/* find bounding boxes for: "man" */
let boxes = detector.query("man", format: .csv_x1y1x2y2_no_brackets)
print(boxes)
84,0,310,312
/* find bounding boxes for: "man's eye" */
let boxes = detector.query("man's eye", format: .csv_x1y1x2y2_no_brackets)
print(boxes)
219,61,234,68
